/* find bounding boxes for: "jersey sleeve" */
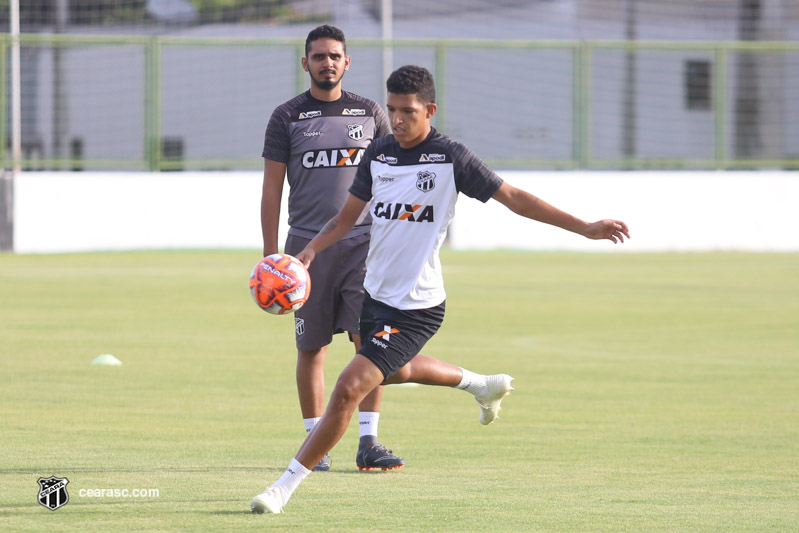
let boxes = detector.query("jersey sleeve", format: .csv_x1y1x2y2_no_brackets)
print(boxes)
261,106,290,163
372,102,391,138
451,141,503,202
349,143,375,202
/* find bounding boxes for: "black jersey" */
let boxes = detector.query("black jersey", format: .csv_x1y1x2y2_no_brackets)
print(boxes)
263,90,390,239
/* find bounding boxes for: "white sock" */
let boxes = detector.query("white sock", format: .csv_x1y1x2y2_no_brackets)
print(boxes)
455,368,487,396
270,458,311,505
303,417,321,435
359,411,380,439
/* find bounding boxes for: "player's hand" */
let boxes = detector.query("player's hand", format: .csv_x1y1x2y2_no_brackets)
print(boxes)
295,247,315,268
584,219,630,243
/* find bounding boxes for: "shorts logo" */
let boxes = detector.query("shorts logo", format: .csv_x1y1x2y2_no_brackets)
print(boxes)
416,171,436,192
374,326,400,341
295,317,305,336
347,124,364,140
38,476,69,511
370,337,387,349
342,108,366,116
299,110,322,120
376,154,397,164
419,153,446,162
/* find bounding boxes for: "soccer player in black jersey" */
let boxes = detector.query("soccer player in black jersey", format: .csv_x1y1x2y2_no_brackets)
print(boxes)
259,25,403,473
252,65,630,514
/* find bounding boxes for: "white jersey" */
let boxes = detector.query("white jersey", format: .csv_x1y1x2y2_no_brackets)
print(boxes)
350,128,503,310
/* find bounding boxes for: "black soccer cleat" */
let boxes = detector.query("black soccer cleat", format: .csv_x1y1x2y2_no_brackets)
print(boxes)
356,436,405,472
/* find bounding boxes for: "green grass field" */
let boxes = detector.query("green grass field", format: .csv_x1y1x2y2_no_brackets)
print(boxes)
1,250,798,532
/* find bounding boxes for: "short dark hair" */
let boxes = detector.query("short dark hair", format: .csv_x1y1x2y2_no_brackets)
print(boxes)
305,25,346,56
386,65,436,104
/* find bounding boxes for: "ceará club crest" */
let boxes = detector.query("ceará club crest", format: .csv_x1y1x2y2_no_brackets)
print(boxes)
347,124,364,140
37,476,69,511
416,171,436,192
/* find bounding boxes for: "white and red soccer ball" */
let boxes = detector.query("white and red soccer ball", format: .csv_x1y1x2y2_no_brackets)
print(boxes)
249,253,311,315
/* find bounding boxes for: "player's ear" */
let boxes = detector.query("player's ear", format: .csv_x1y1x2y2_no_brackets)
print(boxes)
344,55,351,71
426,102,438,119
301,56,309,72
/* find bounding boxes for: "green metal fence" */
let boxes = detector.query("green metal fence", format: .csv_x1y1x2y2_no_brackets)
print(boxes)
4,34,799,171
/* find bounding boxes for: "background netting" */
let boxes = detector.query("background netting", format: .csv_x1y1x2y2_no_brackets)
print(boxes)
5,0,799,170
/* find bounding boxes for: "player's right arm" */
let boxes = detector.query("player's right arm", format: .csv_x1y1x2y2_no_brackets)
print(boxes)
295,193,367,268
491,182,630,243
261,158,287,256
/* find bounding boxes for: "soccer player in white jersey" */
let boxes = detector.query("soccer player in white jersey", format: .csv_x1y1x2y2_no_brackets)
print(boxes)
260,25,403,472
251,65,630,514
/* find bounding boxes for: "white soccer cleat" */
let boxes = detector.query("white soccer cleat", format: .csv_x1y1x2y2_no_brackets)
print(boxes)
474,374,515,425
250,486,287,514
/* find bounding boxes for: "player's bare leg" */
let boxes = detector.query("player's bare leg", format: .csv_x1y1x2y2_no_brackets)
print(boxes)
384,354,515,425
352,334,382,414
351,334,404,471
296,355,386,470
352,334,380,411
297,347,327,418
296,346,331,471
383,353,462,386
252,356,386,513
358,381,382,411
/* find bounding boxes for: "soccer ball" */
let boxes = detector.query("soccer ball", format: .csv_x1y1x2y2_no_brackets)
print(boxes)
249,253,311,315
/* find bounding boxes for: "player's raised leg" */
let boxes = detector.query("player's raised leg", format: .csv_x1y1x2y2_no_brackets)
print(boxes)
384,354,515,425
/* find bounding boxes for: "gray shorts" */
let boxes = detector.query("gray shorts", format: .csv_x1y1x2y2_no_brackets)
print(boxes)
284,232,369,351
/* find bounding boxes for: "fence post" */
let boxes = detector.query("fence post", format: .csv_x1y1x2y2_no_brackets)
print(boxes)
0,38,7,169
296,43,306,96
145,37,162,171
572,44,581,168
714,45,728,169
435,43,447,134
573,42,591,169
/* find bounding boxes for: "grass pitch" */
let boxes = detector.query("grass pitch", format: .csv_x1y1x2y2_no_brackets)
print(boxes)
1,250,798,532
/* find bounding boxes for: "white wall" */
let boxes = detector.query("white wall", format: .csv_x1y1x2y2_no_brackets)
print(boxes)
11,170,799,254
450,171,799,252
13,172,267,253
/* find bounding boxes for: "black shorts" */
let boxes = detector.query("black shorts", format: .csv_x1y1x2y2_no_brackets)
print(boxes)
358,292,446,379
285,233,369,351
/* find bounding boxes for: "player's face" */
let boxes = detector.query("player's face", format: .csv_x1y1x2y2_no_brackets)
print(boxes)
302,38,350,92
386,92,437,149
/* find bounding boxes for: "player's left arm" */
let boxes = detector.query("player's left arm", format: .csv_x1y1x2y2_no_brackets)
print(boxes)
491,182,630,243
295,193,369,267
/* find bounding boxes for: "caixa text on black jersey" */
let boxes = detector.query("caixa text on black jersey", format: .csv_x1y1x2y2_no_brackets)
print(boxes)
302,148,365,168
